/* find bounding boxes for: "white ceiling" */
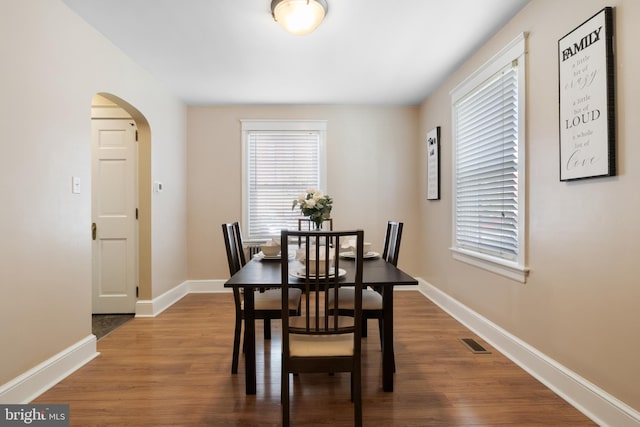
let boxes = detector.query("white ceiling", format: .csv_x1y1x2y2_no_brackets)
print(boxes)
62,0,530,106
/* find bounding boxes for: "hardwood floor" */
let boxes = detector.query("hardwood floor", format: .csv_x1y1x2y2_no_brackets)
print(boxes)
33,292,595,426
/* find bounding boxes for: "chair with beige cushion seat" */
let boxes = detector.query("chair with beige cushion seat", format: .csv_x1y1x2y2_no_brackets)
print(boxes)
327,220,403,347
280,229,365,427
221,222,302,374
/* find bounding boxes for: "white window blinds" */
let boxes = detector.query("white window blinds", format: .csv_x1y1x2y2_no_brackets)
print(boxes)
454,63,519,260
247,131,321,240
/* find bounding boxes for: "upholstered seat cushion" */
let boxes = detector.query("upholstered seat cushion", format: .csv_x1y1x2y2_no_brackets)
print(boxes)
242,288,302,311
327,287,382,310
289,332,354,357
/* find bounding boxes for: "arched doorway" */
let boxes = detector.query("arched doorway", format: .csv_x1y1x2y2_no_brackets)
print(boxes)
91,93,151,315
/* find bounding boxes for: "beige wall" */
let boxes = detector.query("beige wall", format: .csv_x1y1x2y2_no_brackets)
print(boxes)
0,0,188,385
418,0,639,410
187,106,420,279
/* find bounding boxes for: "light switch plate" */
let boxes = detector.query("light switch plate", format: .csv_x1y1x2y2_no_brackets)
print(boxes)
72,176,81,194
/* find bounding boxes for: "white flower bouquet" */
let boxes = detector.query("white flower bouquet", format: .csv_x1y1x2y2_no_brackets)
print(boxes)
292,188,333,230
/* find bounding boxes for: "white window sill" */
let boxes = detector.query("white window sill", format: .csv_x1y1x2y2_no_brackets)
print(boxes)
450,247,529,283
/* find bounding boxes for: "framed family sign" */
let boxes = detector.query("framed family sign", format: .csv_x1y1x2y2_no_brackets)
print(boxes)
558,7,616,181
426,126,440,200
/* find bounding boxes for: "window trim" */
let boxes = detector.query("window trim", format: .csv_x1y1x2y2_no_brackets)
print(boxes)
449,33,529,283
241,119,328,241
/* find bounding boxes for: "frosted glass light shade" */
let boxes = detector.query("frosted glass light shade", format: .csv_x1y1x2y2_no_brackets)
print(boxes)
271,0,328,35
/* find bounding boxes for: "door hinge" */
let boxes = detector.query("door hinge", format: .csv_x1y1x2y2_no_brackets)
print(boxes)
135,130,138,141
136,286,139,298
135,208,139,220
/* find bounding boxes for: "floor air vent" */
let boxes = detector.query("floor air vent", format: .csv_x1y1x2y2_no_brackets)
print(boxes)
460,338,491,354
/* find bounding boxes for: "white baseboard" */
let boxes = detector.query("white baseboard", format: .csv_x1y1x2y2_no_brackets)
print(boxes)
134,280,227,317
0,335,98,404
0,280,227,404
186,279,227,293
135,281,189,317
417,279,640,427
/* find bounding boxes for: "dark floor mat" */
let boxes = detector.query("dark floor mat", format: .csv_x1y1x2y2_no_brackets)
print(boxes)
92,314,134,340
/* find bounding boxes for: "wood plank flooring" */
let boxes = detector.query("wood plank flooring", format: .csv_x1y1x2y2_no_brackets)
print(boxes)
33,291,595,426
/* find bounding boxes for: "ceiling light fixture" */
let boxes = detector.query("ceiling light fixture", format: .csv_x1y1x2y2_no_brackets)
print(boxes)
271,0,328,36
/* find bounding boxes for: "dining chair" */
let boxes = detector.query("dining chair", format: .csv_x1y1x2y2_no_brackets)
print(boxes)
280,229,365,427
327,221,403,347
221,222,302,374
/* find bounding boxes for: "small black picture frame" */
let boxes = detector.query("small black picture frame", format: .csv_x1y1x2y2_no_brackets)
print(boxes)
427,126,440,200
558,7,616,181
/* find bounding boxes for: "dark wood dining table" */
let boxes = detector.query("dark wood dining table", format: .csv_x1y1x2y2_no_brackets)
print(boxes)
224,254,418,395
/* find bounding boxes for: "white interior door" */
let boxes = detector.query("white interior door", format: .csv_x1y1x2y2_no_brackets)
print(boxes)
91,119,138,313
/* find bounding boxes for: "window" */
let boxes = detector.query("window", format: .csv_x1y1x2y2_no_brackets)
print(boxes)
450,34,528,282
241,120,327,241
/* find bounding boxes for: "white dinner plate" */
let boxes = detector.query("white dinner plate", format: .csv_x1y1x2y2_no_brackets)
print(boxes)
290,268,347,279
253,251,295,261
339,251,380,259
